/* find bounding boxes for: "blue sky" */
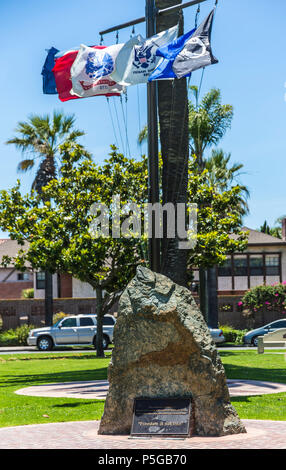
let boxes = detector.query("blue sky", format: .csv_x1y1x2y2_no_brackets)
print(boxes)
0,0,286,237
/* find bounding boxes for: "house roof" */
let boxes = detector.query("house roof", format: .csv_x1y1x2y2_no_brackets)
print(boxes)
0,239,30,268
231,227,286,246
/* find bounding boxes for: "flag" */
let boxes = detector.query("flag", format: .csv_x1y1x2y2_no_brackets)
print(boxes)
42,47,59,94
148,29,196,81
110,25,178,86
70,44,124,98
52,48,84,102
149,9,218,81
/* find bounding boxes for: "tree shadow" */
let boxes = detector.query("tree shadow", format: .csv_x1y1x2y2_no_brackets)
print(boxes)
223,362,286,384
52,401,105,408
0,367,108,388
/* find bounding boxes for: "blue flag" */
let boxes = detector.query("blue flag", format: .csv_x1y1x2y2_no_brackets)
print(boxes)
149,9,218,82
148,28,196,81
42,47,59,94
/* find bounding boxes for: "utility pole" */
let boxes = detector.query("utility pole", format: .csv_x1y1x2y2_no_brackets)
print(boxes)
99,0,207,272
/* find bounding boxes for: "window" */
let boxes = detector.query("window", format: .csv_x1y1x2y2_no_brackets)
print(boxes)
218,257,232,276
103,316,115,326
79,317,94,327
233,256,248,276
61,318,77,328
265,255,280,276
250,255,263,276
36,272,45,289
17,272,30,281
270,320,286,329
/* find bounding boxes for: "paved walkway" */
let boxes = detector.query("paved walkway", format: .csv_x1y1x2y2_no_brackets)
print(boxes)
1,420,286,449
15,379,286,400
3,379,286,449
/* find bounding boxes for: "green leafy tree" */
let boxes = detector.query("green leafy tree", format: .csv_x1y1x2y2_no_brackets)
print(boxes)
188,87,235,325
187,158,248,268
0,144,147,357
260,219,282,239
6,111,89,326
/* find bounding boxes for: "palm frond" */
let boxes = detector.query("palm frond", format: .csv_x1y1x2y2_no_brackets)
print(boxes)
17,159,35,173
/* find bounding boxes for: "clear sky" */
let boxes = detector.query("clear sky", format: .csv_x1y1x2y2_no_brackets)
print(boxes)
1,0,286,237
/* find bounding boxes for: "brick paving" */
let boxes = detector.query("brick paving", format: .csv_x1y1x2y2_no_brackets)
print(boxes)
6,379,286,449
0,420,286,449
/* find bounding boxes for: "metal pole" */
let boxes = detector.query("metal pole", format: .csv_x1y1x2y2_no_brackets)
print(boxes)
146,0,161,273
99,0,207,36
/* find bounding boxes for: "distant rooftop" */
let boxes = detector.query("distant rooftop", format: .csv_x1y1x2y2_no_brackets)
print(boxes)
0,239,30,267
231,226,286,245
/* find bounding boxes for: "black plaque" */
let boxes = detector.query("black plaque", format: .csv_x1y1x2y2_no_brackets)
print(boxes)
131,398,192,437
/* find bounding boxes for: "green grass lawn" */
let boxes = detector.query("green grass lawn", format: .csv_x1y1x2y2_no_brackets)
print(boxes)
0,350,285,427
220,350,286,421
0,352,109,428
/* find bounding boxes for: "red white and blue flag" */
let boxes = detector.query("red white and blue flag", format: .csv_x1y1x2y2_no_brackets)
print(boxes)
70,44,124,98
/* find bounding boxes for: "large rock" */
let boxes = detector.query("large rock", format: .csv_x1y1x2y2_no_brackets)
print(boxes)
99,267,246,436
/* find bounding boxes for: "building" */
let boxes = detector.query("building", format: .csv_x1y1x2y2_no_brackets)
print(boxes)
192,226,286,295
0,239,97,300
0,239,33,299
217,226,286,294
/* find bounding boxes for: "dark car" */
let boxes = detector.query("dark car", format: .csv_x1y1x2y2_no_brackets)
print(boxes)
243,319,286,346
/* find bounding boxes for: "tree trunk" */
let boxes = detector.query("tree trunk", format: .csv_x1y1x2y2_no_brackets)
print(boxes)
156,0,189,287
199,268,208,323
207,266,219,328
45,271,53,326
96,287,105,358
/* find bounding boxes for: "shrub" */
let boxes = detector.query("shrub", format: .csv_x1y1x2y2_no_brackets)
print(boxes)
0,324,35,346
220,325,248,345
15,324,35,345
22,288,34,299
53,311,69,324
241,283,286,315
0,329,18,346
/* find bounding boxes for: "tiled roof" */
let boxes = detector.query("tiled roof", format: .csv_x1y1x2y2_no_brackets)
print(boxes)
231,227,286,245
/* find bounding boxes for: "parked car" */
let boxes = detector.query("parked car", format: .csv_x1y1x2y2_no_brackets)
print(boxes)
209,327,225,344
27,314,116,351
243,319,286,347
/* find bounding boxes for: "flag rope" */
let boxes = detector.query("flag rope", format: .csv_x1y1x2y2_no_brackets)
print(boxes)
106,97,120,149
112,96,126,155
137,85,143,157
120,93,131,158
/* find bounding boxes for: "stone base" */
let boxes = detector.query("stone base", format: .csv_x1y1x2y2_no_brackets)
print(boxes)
99,267,246,437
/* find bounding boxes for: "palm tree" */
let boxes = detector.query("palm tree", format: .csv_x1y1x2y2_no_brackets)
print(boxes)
6,111,89,325
188,87,234,325
7,112,88,192
203,149,249,328
205,149,249,215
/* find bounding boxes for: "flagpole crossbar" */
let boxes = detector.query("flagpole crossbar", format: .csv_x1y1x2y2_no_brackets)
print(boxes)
99,0,207,36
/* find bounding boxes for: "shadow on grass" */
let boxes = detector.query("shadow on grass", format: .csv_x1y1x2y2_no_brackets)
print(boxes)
223,362,286,384
231,395,263,404
219,351,255,357
52,401,105,408
0,367,108,388
4,354,110,361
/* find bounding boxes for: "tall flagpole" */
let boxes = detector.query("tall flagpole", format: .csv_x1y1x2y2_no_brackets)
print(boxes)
99,0,208,273
146,0,161,273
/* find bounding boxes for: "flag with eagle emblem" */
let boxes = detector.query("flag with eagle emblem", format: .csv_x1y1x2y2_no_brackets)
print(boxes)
110,25,178,86
70,44,125,98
